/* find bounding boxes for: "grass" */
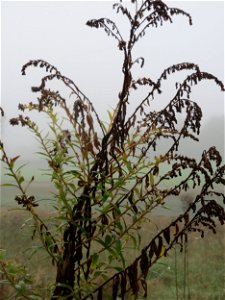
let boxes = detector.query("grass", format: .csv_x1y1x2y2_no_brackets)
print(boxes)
146,227,225,300
0,208,55,299
0,205,224,300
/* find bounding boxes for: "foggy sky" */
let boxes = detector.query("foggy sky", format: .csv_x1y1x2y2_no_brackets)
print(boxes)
1,1,224,159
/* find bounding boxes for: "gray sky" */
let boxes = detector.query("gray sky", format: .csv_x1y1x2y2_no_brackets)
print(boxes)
1,1,224,158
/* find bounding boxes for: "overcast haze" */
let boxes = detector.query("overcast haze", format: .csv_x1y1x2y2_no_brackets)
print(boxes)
1,1,224,160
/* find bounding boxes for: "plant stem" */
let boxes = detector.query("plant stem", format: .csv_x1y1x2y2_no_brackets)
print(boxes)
174,246,179,300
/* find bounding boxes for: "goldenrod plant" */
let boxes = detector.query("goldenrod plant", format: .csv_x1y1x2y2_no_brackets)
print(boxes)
1,1,224,299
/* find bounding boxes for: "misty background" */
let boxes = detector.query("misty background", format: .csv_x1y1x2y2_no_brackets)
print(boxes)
1,1,224,178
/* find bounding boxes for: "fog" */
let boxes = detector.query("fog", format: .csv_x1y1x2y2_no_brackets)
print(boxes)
1,1,224,162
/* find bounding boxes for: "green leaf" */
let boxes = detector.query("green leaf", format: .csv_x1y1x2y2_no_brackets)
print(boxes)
93,270,105,278
114,220,123,232
107,110,113,122
110,266,124,272
67,182,76,190
114,239,126,267
115,239,121,251
36,151,49,158
105,234,112,247
6,262,17,275
3,173,14,177
24,176,34,193
96,234,113,249
126,160,132,172
99,204,111,215
108,248,118,259
10,155,20,167
18,176,25,184
63,170,81,178
16,163,28,173
15,280,26,295
101,273,109,281
0,183,17,187
102,191,110,203
91,253,99,266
